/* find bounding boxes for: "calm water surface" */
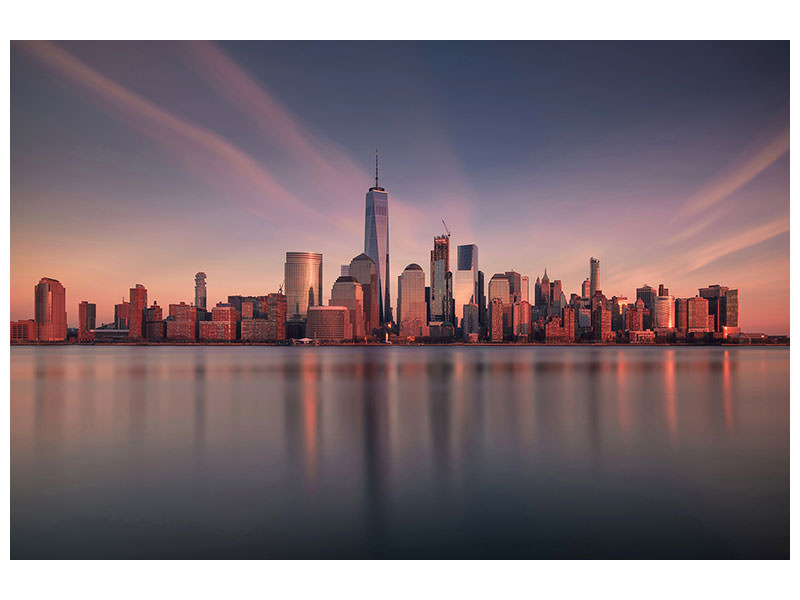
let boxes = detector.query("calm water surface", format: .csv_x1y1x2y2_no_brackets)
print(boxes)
10,346,789,559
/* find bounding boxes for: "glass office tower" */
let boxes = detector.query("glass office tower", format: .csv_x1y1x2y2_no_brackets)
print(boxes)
284,252,323,320
453,244,478,329
590,257,600,298
430,234,450,322
364,154,390,324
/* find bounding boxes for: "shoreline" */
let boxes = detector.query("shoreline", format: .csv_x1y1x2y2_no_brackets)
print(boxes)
10,341,789,348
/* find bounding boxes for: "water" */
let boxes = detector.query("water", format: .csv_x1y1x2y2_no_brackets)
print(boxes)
10,345,789,559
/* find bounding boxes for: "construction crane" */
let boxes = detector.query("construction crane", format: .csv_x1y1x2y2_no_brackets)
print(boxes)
441,218,451,238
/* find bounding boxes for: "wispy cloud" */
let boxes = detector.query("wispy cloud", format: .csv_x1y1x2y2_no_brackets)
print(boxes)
15,41,330,227
671,127,789,224
681,217,788,273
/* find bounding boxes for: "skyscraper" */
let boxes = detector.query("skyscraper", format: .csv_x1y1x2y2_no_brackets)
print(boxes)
331,275,365,339
520,275,530,303
590,257,600,298
128,284,147,339
489,274,512,339
489,298,504,342
654,295,675,329
397,264,428,338
477,270,486,330
687,296,710,332
504,271,522,302
349,253,380,335
284,252,323,320
453,244,478,329
699,284,739,334
34,277,67,342
582,278,591,299
78,301,96,342
488,273,511,304
430,234,450,322
675,298,688,332
636,285,657,313
145,301,164,340
195,272,207,310
364,150,390,324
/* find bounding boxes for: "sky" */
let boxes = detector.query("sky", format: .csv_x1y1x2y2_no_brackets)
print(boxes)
10,41,789,333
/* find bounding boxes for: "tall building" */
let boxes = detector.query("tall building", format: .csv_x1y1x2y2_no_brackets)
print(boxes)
195,272,207,310
675,298,688,332
592,304,613,342
658,283,669,297
453,244,478,329
590,257,600,298
725,289,739,330
331,275,365,339
34,277,67,342
539,270,550,307
284,252,323,320
504,271,522,302
114,300,129,329
200,303,240,341
625,303,644,332
581,278,591,299
520,275,530,304
397,264,428,338
477,270,486,330
699,284,739,333
489,273,512,338
349,253,380,335
562,306,576,342
128,284,147,339
512,300,531,338
489,298,504,342
462,303,480,340
307,306,352,341
166,302,201,340
610,296,628,331
653,295,675,329
488,273,511,304
265,293,287,340
636,284,657,328
145,301,164,340
430,234,450,322
364,151,390,324
78,301,96,342
687,296,710,332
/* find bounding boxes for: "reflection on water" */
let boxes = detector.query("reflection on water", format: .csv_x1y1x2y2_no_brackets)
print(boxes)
10,346,789,559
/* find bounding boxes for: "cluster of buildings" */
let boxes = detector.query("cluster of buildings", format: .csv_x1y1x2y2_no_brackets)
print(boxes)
11,157,751,345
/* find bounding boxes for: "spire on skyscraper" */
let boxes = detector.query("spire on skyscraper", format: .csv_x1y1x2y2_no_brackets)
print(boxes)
375,148,379,188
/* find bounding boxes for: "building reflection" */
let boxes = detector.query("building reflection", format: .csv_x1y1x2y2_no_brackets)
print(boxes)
33,349,65,462
664,349,678,445
722,350,733,432
193,350,207,471
360,352,391,554
616,350,630,441
283,350,322,497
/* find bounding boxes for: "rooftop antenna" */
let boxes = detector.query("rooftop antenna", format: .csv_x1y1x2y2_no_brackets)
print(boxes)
375,148,379,188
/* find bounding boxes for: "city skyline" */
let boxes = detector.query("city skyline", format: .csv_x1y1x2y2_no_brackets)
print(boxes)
10,41,789,333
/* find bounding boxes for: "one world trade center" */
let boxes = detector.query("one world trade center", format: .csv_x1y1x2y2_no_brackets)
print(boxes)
364,150,391,325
